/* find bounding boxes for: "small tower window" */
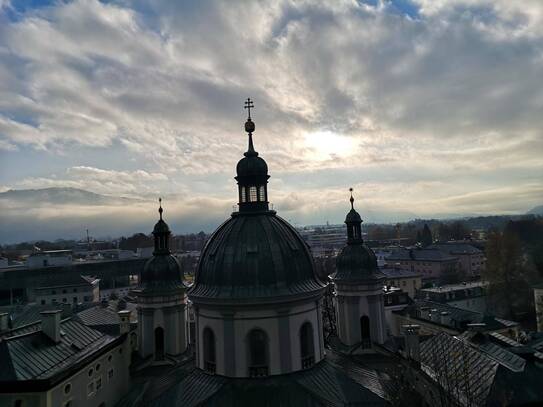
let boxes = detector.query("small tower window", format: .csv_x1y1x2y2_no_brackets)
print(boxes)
259,185,266,202
203,327,216,374
249,186,258,202
360,316,371,349
300,322,315,369
248,329,269,377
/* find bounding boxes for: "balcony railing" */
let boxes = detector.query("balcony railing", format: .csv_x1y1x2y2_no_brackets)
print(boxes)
249,365,269,377
301,355,315,369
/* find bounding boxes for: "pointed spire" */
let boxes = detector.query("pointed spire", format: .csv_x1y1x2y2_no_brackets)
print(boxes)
244,98,258,157
158,197,163,220
349,187,354,210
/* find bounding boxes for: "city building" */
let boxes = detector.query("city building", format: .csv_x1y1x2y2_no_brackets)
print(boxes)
429,242,486,277
27,249,73,269
380,266,422,298
0,309,133,407
33,275,100,306
535,284,543,332
386,247,458,282
418,281,488,314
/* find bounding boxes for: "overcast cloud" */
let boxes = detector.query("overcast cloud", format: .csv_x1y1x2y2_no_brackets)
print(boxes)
0,0,542,242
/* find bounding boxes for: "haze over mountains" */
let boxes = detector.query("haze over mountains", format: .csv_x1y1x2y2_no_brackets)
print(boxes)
0,187,540,245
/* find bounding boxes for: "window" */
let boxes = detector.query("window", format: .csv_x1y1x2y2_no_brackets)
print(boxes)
73,288,77,293
96,376,102,391
41,300,46,305
249,186,258,202
299,322,315,369
62,298,67,303
360,316,371,349
248,329,269,377
63,401,72,407
203,327,216,374
73,297,77,303
64,383,72,395
87,381,95,397
240,187,247,203
259,185,266,202
52,290,56,295
107,354,112,362
88,368,93,377
108,368,114,380
96,363,101,372
62,289,67,294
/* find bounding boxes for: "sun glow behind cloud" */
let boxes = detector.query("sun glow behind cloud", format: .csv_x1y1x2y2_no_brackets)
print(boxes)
303,131,357,161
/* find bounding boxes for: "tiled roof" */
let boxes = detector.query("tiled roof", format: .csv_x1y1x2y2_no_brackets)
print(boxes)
429,243,482,255
380,267,421,279
0,318,116,382
145,359,388,407
420,332,499,406
387,248,457,262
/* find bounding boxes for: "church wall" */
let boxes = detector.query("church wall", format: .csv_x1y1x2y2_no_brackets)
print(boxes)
196,300,322,377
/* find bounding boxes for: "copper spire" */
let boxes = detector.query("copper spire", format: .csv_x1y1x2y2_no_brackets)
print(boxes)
158,197,163,220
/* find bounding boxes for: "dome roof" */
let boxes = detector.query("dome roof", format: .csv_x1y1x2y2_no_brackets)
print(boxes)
345,208,362,223
139,201,186,292
141,254,185,290
236,154,268,179
190,212,325,303
335,244,384,282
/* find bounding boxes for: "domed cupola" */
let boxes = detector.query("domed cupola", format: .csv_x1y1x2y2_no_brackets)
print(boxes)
335,189,384,283
235,98,270,213
189,99,327,378
190,99,325,304
333,189,387,349
140,199,186,291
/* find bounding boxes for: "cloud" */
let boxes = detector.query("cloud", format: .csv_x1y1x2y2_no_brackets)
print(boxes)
0,0,542,242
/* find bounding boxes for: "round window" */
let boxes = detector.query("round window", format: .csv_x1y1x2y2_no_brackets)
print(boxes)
64,383,71,394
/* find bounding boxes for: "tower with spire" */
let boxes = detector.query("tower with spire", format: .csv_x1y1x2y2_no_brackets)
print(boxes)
333,189,387,349
135,199,188,361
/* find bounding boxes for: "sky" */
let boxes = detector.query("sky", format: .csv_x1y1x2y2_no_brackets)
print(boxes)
0,0,542,242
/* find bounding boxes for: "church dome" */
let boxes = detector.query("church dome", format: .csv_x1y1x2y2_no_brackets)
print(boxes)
190,211,324,302
334,189,385,283
190,100,324,303
140,200,186,291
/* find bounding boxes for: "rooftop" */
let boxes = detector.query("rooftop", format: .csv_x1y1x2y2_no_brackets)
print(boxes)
420,280,488,293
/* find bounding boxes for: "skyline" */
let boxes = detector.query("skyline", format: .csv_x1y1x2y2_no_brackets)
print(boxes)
1,0,542,242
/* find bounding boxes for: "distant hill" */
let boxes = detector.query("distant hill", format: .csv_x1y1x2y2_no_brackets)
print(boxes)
0,187,140,206
527,205,543,216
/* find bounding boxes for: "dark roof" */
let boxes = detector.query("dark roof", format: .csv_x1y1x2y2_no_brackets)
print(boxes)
0,318,118,386
380,267,421,279
334,244,385,284
147,359,388,407
190,212,325,303
429,243,482,255
420,332,499,406
0,303,73,331
387,248,457,262
74,301,137,335
140,255,186,292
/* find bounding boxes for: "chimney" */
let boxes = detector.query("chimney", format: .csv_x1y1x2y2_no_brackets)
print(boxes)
418,306,430,319
118,310,131,334
0,313,9,331
402,324,421,362
430,308,440,322
440,311,450,326
40,310,62,343
467,323,486,333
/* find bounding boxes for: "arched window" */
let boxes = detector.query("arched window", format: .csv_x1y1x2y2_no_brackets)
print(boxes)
300,322,315,369
155,327,164,360
259,185,266,202
248,329,269,377
360,316,371,349
203,327,216,374
240,186,247,203
249,186,258,202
